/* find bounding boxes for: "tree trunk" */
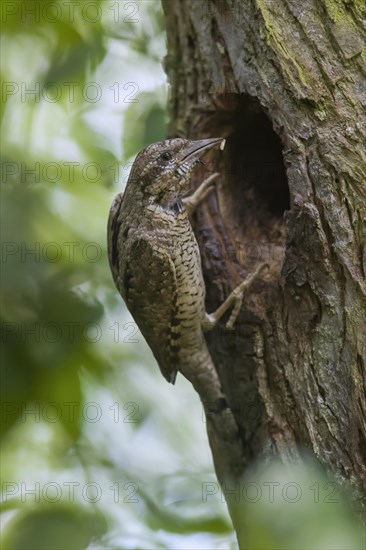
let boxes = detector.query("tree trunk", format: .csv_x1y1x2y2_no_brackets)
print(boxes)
162,0,366,522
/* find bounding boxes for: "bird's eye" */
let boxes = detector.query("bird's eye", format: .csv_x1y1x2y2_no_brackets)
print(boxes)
160,151,172,162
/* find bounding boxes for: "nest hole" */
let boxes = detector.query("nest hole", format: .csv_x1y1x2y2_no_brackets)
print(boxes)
211,94,290,273
228,99,289,215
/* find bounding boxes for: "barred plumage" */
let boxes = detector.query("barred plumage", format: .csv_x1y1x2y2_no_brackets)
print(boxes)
107,138,222,388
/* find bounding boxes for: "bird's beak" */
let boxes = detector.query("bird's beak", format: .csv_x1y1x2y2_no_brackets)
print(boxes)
180,138,225,163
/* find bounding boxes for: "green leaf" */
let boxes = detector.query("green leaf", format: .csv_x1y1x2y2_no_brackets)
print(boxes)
1,504,107,550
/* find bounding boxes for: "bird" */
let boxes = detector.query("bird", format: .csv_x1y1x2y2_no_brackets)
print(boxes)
107,136,267,402
107,137,268,480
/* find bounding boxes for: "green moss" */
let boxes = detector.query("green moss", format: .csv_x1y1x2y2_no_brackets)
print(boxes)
322,0,362,58
256,0,321,97
323,0,353,24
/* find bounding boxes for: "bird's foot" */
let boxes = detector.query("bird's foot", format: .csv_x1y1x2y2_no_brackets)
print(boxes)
204,262,269,330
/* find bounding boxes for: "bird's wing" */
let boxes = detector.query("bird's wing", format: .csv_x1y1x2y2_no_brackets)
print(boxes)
124,237,180,384
107,192,124,285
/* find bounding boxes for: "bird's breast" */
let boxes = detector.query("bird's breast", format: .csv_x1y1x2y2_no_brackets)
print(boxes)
125,202,206,322
168,217,207,337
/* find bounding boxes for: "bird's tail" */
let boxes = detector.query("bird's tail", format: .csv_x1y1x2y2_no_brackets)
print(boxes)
180,341,245,483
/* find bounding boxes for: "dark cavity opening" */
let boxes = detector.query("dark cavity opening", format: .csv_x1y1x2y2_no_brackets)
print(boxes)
202,93,290,272
228,97,290,216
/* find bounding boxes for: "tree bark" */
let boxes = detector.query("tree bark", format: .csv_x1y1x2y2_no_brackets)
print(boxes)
162,0,366,521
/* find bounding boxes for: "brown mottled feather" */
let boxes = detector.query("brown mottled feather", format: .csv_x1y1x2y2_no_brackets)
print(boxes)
107,192,124,282
123,238,179,383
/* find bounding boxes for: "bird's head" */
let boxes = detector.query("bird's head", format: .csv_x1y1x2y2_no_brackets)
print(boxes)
126,138,225,205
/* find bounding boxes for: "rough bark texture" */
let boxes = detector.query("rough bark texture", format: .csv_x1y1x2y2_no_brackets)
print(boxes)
162,0,366,519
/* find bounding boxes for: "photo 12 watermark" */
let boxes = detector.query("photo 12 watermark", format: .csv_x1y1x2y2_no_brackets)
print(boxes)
1,480,139,504
202,480,340,504
2,81,140,105
1,1,140,24
2,400,140,425
1,321,141,344
1,161,132,185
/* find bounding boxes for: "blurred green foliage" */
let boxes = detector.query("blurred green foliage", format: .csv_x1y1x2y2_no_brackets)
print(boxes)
1,2,364,549
1,1,236,548
233,460,364,550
